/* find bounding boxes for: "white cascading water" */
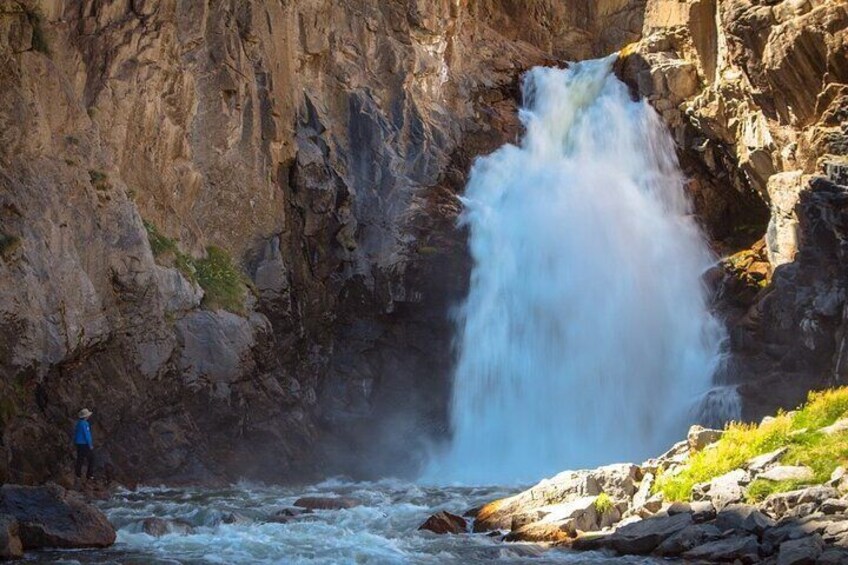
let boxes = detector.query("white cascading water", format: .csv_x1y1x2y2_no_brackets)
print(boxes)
430,57,729,485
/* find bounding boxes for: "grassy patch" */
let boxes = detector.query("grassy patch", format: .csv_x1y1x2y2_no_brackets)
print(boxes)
194,246,247,313
656,388,848,501
143,221,246,313
593,492,614,514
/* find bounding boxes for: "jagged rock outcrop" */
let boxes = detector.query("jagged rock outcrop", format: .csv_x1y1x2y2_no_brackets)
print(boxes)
617,0,848,419
0,0,647,484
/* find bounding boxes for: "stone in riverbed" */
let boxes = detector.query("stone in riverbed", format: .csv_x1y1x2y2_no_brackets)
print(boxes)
0,484,115,549
141,517,194,537
682,534,761,563
293,496,361,510
418,511,467,535
0,515,23,560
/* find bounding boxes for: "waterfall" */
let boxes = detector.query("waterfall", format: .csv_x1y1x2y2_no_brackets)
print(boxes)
430,57,728,485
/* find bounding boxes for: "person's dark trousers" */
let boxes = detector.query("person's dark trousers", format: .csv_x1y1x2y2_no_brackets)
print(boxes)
75,445,94,479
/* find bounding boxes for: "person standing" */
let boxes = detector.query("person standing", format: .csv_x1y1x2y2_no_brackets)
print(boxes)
74,408,95,481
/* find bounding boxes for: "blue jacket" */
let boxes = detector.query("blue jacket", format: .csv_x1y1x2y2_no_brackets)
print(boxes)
74,419,93,448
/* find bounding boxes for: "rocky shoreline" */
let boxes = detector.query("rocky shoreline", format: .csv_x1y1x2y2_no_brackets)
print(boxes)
421,395,848,564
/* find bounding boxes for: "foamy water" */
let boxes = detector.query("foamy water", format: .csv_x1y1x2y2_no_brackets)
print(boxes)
429,57,729,484
36,481,664,564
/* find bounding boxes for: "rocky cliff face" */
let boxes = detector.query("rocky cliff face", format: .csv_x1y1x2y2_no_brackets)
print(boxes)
618,0,848,419
0,0,646,484
0,0,844,486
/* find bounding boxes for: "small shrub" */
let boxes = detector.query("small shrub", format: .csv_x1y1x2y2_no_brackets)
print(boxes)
746,478,806,503
142,221,247,314
593,492,614,514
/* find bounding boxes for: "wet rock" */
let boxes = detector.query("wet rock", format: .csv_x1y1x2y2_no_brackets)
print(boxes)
714,504,776,535
293,496,361,511
654,523,721,556
687,425,723,452
760,466,815,483
141,517,194,537
418,511,467,535
0,484,115,549
682,534,761,564
0,515,23,560
504,522,569,543
777,534,823,565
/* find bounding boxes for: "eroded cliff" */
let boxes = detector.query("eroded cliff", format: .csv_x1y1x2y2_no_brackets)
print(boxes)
1,0,845,486
617,0,847,418
0,0,647,484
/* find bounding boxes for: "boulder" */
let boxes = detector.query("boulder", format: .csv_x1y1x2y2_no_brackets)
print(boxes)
654,523,721,557
759,466,815,483
504,522,569,543
604,512,693,554
762,486,839,518
693,469,750,510
141,517,194,537
293,496,361,511
687,425,723,452
0,515,23,560
630,472,655,513
776,534,823,565
682,534,761,564
714,504,776,535
0,484,115,549
418,511,467,535
473,469,601,531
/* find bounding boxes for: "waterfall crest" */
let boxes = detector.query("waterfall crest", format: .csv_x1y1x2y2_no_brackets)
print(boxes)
430,57,727,485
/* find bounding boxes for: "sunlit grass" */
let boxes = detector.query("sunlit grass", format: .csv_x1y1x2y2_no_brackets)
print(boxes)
656,388,848,501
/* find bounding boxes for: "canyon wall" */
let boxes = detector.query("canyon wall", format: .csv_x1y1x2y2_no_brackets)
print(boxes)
618,0,847,417
0,0,646,484
0,0,844,486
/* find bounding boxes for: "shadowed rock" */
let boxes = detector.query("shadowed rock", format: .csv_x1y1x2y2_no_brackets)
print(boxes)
0,484,115,549
0,514,23,560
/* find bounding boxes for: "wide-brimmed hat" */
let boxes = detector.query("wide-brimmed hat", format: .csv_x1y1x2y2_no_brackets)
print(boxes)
78,408,93,419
